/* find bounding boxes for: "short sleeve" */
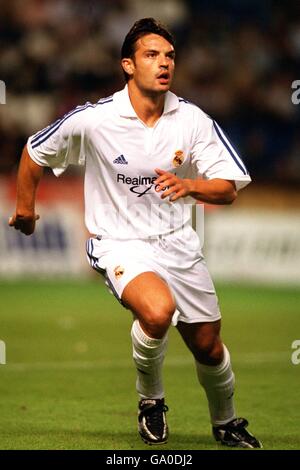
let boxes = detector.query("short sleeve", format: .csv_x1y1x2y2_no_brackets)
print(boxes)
190,112,251,191
27,103,93,177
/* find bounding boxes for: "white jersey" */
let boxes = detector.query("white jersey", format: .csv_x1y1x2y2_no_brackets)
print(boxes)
27,86,251,239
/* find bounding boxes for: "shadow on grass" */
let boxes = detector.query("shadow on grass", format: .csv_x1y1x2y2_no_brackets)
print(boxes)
59,429,216,450
9,425,296,450
254,434,300,450
1,427,221,450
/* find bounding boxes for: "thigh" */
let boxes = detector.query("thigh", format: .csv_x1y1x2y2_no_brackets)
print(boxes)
122,271,176,338
122,271,175,314
155,229,222,325
168,258,221,325
86,237,175,315
86,237,156,298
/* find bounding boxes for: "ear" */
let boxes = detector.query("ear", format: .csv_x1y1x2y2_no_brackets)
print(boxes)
121,58,135,77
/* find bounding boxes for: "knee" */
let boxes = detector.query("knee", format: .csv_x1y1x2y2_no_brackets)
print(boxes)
193,337,224,365
141,300,176,338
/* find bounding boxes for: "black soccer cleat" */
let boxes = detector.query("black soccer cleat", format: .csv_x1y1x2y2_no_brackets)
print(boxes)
213,417,262,449
138,398,169,445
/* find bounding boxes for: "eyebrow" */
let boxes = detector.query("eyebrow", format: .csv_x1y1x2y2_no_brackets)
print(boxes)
145,49,175,56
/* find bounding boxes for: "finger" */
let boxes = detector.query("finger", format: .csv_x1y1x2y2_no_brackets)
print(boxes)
170,190,185,201
156,174,178,187
8,216,15,226
155,174,172,186
35,214,40,221
11,219,22,230
156,178,174,192
22,228,34,236
161,184,181,199
154,168,166,176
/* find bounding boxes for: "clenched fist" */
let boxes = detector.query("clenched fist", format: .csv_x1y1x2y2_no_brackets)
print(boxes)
9,213,40,236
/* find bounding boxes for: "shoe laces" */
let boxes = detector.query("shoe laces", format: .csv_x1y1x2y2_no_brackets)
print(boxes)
226,418,259,444
228,418,249,429
141,401,169,434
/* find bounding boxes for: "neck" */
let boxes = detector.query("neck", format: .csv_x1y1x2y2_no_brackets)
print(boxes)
127,81,166,127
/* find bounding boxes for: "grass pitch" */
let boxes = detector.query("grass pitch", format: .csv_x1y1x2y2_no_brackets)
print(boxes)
0,279,299,450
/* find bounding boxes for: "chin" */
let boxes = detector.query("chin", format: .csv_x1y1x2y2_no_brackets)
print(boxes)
154,83,171,93
141,83,171,97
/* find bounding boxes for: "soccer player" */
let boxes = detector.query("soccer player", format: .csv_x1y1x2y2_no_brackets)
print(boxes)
9,18,261,448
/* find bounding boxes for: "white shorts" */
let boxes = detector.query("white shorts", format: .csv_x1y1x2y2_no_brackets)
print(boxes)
86,227,221,325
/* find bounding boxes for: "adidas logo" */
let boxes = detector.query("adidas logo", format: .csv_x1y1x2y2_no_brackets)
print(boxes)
113,154,128,164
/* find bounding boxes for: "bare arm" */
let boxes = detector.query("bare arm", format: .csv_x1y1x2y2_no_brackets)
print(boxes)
9,145,44,235
155,168,237,204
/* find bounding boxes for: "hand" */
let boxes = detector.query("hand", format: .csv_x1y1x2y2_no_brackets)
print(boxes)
8,212,40,235
154,168,193,202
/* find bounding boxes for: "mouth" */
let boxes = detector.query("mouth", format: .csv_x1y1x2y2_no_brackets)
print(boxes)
157,72,170,83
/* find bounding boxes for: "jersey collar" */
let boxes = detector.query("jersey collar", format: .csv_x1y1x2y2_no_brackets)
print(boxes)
113,85,179,118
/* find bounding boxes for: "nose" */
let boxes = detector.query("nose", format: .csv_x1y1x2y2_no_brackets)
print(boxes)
159,54,169,69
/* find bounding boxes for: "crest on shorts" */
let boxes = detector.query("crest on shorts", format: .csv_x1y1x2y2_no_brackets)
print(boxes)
114,265,125,279
173,150,184,167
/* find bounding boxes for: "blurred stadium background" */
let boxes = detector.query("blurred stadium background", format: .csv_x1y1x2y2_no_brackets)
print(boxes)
0,0,300,450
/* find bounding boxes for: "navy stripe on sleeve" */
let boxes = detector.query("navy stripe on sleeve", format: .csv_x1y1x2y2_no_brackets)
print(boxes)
213,121,248,175
31,98,113,149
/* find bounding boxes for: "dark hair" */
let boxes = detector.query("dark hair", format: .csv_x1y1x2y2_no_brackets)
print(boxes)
121,18,175,82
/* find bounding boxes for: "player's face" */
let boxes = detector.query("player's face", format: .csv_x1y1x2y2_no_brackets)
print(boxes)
124,34,175,95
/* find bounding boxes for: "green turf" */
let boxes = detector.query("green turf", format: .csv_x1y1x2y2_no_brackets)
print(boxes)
0,279,299,450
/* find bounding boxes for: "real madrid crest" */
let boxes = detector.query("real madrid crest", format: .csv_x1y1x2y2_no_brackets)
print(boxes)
114,265,125,279
173,150,184,167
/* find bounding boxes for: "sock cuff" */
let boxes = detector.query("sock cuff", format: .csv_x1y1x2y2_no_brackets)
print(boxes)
196,344,231,376
131,319,167,347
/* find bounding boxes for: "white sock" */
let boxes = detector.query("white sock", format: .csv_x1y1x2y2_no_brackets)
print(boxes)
131,319,168,399
195,345,236,426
